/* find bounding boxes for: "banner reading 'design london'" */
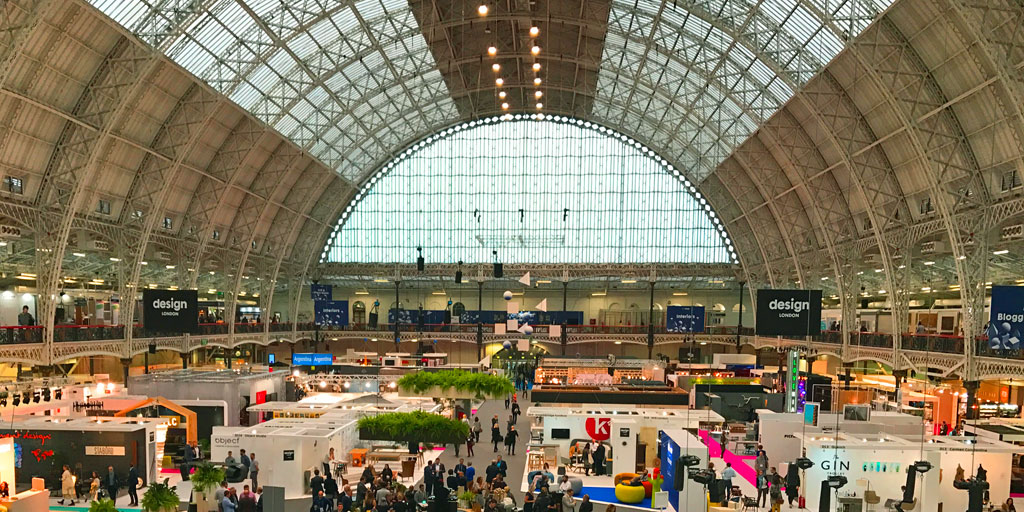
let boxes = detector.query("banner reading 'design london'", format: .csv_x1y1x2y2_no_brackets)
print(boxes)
314,300,349,327
143,289,198,333
666,306,705,333
988,285,1024,350
755,289,822,336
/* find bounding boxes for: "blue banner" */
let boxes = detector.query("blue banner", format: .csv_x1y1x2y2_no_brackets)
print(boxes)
292,353,333,366
311,284,332,302
988,286,1024,350
666,305,705,333
315,300,349,326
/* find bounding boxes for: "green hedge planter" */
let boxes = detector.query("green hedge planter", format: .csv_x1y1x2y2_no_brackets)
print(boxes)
358,410,470,445
396,370,513,399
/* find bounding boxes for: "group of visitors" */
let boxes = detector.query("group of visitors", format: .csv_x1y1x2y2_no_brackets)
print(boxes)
213,481,262,512
57,463,140,506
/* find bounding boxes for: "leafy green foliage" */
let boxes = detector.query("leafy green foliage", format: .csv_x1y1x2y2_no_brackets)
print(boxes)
396,370,513,398
141,479,179,512
190,462,225,494
89,499,118,512
358,410,470,444
459,490,477,502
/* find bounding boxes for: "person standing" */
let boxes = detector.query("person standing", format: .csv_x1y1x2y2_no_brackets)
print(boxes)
18,305,33,326
756,470,769,508
721,463,736,497
504,395,510,409
592,443,606,476
340,486,353,512
491,423,502,452
60,465,76,505
785,464,800,507
250,452,260,490
225,450,238,465
423,459,435,496
578,495,592,512
311,469,326,497
755,445,768,476
104,466,118,504
238,485,257,512
505,426,519,455
127,463,139,506
455,459,467,477
466,434,475,457
581,442,592,476
240,449,251,469
222,488,238,512
182,441,195,481
495,456,508,479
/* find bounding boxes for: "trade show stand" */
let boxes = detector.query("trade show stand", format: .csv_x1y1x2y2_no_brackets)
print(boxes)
0,416,166,491
527,405,723,470
129,369,286,427
757,409,924,463
692,384,785,422
529,385,689,406
660,429,708,512
797,433,1019,512
0,439,45,512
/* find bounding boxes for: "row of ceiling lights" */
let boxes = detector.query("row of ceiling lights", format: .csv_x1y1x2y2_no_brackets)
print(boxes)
479,4,544,112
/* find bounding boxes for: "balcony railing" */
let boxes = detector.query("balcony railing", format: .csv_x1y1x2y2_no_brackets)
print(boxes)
0,322,999,361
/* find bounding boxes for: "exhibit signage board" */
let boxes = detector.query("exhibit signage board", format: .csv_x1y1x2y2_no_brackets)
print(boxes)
292,353,333,366
311,284,332,302
666,305,705,333
314,300,349,326
142,289,198,333
988,285,1024,350
755,289,822,336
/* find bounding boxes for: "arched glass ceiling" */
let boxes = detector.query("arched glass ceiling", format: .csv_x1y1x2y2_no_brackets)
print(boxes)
87,0,892,184
322,116,737,265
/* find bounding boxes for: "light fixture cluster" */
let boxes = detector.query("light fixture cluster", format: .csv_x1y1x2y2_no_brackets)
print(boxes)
321,115,740,265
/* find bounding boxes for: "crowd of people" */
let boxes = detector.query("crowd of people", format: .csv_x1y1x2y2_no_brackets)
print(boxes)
54,463,141,506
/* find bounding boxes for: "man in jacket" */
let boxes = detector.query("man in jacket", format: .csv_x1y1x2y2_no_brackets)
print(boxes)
311,469,326,497
127,463,139,506
485,461,499,484
424,459,435,496
104,466,118,504
454,458,467,478
182,442,195,481
495,456,508,478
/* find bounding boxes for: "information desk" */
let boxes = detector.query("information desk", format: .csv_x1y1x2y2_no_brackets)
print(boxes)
0,489,48,512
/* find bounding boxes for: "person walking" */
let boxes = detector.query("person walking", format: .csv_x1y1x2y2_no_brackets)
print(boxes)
504,426,519,455
785,464,800,507
60,465,76,505
104,466,118,504
89,471,100,501
473,418,483,442
504,395,510,409
511,402,521,423
466,434,475,457
127,462,139,506
491,423,502,452
182,441,195,481
250,452,260,490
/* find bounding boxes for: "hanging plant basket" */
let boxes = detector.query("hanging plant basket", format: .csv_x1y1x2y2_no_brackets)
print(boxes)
396,370,513,399
358,410,470,445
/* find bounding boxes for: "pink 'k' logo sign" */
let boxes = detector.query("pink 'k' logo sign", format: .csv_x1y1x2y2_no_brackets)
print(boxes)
585,417,611,441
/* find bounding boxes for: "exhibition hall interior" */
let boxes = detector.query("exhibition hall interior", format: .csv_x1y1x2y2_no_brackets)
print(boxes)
2,0,1024,511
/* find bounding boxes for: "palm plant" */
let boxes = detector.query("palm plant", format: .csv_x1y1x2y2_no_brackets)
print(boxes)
190,462,225,494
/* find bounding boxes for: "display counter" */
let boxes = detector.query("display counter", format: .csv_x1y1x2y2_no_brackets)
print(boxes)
1,489,48,512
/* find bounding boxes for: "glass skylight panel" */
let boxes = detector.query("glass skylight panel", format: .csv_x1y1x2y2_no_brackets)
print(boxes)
326,118,734,265
90,0,149,32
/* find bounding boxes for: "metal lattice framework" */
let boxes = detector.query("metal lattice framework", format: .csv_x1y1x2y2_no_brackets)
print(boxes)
0,0,1020,382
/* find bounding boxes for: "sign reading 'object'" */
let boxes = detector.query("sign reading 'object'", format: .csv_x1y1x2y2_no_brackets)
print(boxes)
143,289,198,333
755,289,822,336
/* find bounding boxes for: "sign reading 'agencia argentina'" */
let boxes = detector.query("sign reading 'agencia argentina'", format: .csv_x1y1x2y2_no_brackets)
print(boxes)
142,289,199,334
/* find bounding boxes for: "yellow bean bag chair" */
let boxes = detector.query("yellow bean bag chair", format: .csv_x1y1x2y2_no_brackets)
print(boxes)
616,483,645,504
614,473,639,486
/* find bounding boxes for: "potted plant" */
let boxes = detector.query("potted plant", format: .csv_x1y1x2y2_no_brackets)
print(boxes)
190,462,225,512
141,479,180,512
458,490,476,508
89,499,118,512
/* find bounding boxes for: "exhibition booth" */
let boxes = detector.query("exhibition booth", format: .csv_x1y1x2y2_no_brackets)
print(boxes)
757,409,924,463
129,369,285,427
214,394,441,500
0,438,48,512
798,433,1019,512
534,357,665,385
527,405,723,475
0,416,168,492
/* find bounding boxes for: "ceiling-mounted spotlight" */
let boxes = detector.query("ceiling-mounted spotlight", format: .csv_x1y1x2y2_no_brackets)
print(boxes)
42,388,51,402
477,4,488,15
12,394,19,406
54,389,62,400
32,391,40,403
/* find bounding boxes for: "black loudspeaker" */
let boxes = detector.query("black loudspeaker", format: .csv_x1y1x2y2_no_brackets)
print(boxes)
417,256,425,271
673,465,685,491
455,270,462,284
444,310,452,324
368,312,378,328
493,263,503,278
149,343,157,354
